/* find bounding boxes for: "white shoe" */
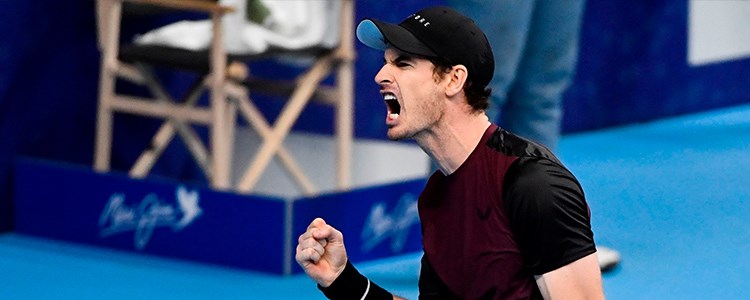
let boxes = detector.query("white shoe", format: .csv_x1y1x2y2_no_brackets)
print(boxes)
597,246,621,272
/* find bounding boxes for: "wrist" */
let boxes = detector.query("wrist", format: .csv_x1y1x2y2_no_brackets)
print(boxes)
319,260,348,288
317,261,391,300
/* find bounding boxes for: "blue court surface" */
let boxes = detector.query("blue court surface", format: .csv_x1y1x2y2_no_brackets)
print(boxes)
2,103,750,299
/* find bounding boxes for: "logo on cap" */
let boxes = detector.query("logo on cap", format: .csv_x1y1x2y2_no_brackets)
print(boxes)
410,14,431,27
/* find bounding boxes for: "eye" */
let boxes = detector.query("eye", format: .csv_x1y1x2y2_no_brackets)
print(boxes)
396,61,412,68
393,55,415,68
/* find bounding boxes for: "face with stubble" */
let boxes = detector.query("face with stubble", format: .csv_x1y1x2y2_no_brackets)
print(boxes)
374,48,447,141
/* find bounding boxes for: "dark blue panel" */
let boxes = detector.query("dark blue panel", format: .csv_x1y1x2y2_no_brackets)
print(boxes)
13,158,287,274
565,1,750,132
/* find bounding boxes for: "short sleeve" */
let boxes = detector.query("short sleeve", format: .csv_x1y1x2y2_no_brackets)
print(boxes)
502,157,596,275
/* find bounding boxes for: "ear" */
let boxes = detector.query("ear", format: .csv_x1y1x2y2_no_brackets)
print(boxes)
445,64,468,97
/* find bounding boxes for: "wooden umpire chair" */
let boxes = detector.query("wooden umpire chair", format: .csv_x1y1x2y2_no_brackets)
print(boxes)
94,0,354,195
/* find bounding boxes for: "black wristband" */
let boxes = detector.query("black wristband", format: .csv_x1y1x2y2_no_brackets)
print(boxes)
318,261,392,300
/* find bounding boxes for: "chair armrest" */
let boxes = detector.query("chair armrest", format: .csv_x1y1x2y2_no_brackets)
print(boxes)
125,0,235,14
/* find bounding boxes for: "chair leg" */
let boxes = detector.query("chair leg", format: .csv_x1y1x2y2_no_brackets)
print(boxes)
334,0,355,190
94,67,115,172
209,10,231,190
335,60,353,190
94,0,122,172
210,93,230,189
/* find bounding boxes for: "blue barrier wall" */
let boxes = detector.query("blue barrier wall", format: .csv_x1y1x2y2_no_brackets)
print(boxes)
13,158,426,274
14,158,289,273
2,0,750,232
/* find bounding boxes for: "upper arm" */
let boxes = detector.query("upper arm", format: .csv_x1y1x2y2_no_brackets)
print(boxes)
503,158,596,272
535,252,604,299
503,158,602,297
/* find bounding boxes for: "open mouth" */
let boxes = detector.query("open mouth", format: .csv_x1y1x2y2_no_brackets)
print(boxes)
384,93,401,120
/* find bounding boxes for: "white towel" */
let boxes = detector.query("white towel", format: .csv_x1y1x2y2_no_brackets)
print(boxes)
134,0,341,55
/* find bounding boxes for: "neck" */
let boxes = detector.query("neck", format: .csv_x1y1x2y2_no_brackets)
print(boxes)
416,112,490,175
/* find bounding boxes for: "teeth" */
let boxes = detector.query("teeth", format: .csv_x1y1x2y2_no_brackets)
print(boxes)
383,93,400,120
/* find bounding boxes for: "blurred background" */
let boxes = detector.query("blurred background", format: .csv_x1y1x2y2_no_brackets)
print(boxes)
1,0,750,299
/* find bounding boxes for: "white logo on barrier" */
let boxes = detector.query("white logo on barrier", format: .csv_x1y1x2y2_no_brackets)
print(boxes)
99,186,202,250
361,194,419,253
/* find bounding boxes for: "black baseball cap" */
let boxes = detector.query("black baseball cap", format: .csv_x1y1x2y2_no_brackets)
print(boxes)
356,6,495,88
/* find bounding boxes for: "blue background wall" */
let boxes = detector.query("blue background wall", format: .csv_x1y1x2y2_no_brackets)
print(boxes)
1,0,749,232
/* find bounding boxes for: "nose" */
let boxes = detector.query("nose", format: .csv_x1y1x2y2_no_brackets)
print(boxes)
374,64,392,87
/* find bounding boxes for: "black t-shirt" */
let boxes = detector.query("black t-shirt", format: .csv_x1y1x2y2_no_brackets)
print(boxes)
418,124,596,299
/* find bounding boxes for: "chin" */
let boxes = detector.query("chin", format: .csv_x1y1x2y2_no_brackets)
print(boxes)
386,133,404,141
386,129,408,141
388,128,414,141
